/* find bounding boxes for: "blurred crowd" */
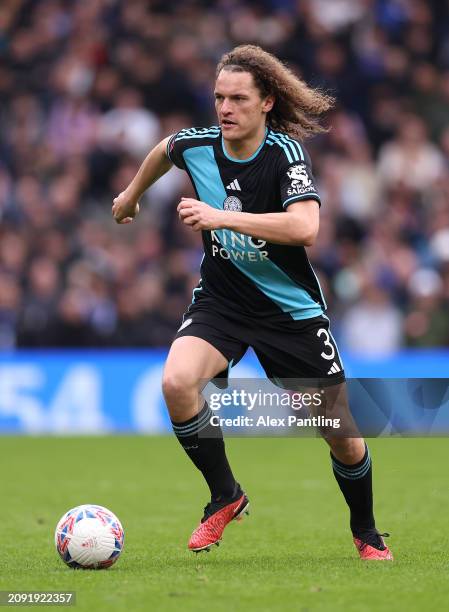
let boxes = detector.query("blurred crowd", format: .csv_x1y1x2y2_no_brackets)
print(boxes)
1,0,449,355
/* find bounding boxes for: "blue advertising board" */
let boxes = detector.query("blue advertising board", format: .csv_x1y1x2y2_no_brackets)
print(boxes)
0,349,448,434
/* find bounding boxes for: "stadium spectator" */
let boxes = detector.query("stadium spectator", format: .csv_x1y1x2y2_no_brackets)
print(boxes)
0,0,448,355
340,278,403,356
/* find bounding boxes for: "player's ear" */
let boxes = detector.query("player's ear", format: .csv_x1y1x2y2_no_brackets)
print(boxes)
262,95,275,114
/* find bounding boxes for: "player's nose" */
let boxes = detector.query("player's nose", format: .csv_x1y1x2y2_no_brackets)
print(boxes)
221,98,233,114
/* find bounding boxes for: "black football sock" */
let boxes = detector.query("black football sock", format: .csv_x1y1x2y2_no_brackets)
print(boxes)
171,402,238,501
331,443,376,535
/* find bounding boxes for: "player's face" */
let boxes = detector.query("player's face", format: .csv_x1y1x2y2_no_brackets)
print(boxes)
214,70,274,141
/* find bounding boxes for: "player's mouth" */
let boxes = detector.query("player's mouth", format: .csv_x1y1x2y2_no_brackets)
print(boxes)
221,119,237,129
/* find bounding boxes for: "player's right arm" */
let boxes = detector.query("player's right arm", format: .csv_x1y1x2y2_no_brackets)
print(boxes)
112,136,173,224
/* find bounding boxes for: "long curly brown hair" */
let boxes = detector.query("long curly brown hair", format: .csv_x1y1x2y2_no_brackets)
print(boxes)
216,45,334,140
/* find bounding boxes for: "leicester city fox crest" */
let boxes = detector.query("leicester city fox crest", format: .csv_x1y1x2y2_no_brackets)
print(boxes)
223,196,243,212
286,163,314,196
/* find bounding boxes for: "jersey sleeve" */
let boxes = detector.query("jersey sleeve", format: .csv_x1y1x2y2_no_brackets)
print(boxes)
278,145,321,209
166,131,186,169
166,126,221,170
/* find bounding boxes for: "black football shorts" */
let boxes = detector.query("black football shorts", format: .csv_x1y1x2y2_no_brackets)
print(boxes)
174,305,345,387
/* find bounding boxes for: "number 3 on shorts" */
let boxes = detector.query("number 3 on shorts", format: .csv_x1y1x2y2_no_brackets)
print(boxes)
317,328,335,360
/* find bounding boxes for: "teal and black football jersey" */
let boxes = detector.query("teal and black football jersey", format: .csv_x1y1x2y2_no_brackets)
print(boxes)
167,126,326,322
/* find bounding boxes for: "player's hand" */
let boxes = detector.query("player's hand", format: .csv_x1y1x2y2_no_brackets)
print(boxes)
177,198,224,231
112,191,140,224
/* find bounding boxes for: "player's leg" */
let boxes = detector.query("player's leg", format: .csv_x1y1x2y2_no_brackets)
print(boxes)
163,335,227,421
318,383,391,558
163,335,238,501
162,320,249,552
315,382,376,536
252,314,392,559
319,390,368,527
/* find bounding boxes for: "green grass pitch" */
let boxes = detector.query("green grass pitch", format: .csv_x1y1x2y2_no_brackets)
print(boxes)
1,436,448,612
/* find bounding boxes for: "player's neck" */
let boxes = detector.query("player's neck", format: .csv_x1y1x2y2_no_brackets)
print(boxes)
222,125,267,161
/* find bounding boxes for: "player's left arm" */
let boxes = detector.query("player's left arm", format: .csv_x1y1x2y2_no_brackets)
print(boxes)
177,199,319,246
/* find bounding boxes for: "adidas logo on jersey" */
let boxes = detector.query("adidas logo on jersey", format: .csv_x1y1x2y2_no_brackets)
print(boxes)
226,179,241,191
327,362,341,375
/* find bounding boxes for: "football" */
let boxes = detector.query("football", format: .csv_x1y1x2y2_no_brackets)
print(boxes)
55,504,124,569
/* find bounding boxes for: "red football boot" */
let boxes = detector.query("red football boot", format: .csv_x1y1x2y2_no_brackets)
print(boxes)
188,491,249,553
353,531,393,560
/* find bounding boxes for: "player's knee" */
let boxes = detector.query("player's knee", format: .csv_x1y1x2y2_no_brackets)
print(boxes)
162,370,198,407
327,437,366,464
